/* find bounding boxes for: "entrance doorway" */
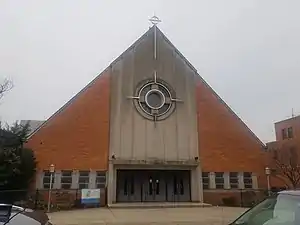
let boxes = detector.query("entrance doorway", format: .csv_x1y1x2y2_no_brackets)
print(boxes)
116,169,191,202
166,171,190,202
142,171,166,201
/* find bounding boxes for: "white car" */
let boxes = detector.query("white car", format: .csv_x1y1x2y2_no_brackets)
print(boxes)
0,204,52,225
230,190,300,225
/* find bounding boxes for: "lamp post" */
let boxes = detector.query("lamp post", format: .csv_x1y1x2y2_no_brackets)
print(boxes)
47,164,55,213
265,167,271,196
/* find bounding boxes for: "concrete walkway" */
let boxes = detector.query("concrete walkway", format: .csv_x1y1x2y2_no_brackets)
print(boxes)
108,202,211,208
48,207,247,225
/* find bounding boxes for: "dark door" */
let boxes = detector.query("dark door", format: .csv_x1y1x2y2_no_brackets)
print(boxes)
116,170,141,202
142,171,166,202
167,170,191,202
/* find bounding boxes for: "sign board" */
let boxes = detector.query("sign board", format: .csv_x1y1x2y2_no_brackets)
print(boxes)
81,189,100,204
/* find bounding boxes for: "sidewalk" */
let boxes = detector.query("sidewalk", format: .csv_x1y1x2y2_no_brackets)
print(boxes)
48,207,247,225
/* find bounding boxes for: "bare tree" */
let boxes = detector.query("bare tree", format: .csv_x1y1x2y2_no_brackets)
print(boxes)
0,79,13,100
272,146,300,189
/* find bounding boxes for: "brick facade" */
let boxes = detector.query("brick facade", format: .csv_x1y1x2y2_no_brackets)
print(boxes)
25,71,111,171
196,78,267,179
196,78,268,204
24,26,270,206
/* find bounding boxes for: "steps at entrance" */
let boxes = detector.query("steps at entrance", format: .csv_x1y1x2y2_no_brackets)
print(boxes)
108,202,212,209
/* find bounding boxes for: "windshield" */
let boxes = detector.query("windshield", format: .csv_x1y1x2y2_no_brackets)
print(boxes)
231,193,300,225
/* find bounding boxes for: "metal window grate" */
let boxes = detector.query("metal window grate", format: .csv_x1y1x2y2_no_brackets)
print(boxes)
202,172,209,189
229,172,239,189
96,171,106,189
61,170,72,189
43,170,54,189
78,171,90,189
215,172,224,189
243,172,252,189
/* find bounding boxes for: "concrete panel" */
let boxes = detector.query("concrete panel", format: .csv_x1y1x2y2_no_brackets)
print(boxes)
209,172,216,189
252,173,258,189
109,62,122,158
223,172,230,189
71,171,78,189
89,171,96,189
238,172,245,189
191,166,203,202
109,28,199,165
53,171,61,189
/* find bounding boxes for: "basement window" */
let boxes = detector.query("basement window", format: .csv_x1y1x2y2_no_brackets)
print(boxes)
202,172,209,189
215,172,224,189
61,171,72,189
43,170,55,189
229,172,239,189
96,171,106,189
243,172,253,189
78,171,90,189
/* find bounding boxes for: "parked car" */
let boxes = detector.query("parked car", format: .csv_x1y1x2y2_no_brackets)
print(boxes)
0,204,52,225
229,190,300,225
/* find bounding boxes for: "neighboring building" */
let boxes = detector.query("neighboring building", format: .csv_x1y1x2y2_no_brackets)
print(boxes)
266,115,300,189
25,24,267,206
274,115,300,141
20,120,44,136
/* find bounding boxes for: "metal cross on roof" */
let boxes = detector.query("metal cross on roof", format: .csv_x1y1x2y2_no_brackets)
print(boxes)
149,15,161,26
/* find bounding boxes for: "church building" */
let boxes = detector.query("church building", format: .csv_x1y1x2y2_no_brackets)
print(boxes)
26,20,267,205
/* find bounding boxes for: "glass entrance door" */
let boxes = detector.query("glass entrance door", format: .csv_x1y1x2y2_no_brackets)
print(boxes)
143,172,166,202
116,170,140,202
166,170,191,202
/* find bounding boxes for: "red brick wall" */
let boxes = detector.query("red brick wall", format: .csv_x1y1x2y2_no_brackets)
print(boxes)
26,70,111,170
196,78,268,187
275,116,300,141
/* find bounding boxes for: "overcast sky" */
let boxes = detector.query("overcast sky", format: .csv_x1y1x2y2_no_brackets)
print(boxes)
1,0,299,143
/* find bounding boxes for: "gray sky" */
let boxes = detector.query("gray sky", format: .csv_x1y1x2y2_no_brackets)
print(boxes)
1,0,300,143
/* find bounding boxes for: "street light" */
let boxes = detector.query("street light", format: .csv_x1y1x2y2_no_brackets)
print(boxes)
47,164,55,213
265,167,271,196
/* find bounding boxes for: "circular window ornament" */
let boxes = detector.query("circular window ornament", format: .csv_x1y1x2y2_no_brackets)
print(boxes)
128,73,182,121
145,89,165,109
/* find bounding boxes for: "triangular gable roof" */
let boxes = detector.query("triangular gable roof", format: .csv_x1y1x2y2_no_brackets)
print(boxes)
28,25,265,148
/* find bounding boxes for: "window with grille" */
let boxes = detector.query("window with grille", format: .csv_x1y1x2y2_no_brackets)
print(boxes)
229,172,239,189
43,170,55,189
215,172,224,189
61,170,72,189
243,172,252,189
202,172,209,189
78,171,90,189
96,171,106,189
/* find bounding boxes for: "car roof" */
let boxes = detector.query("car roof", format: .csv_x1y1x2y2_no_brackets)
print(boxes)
279,190,300,196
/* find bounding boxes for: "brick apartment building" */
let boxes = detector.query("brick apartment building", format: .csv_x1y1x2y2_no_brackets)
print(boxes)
25,24,268,206
266,115,300,189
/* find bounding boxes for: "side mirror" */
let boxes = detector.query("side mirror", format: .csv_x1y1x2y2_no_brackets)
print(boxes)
0,204,12,223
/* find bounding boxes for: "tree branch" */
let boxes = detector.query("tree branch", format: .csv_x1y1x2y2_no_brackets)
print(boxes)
273,145,300,189
0,79,13,100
